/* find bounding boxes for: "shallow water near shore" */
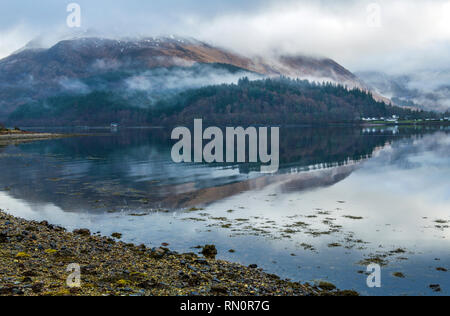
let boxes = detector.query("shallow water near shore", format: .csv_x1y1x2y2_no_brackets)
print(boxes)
0,125,449,296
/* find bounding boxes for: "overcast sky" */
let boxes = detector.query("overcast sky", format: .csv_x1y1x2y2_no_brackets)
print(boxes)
1,0,450,74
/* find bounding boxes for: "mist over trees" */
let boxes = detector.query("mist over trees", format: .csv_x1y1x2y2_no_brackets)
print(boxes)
8,77,438,127
148,77,437,125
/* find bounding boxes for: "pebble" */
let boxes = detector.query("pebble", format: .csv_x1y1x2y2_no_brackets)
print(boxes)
0,210,354,296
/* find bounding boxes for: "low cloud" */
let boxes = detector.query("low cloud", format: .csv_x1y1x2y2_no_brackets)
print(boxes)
125,64,261,93
0,24,37,58
187,0,450,73
1,0,450,96
92,59,123,71
58,77,91,94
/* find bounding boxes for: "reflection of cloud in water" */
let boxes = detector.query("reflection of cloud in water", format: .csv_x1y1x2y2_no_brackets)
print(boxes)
208,132,450,246
1,130,450,295
0,126,433,213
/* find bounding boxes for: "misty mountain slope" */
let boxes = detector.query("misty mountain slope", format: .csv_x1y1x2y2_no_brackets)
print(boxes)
68,62,263,105
0,37,253,81
146,77,427,125
7,77,432,127
275,56,363,87
357,71,450,112
0,36,387,119
0,37,257,116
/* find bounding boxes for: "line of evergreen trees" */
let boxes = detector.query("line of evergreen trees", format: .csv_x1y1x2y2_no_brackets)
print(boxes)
7,76,439,126
148,77,438,125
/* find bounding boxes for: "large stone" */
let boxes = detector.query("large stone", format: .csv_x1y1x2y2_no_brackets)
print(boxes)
0,232,7,243
201,245,217,258
73,229,91,236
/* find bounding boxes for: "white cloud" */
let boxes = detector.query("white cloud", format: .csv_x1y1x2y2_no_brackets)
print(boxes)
184,0,450,72
1,0,450,74
0,24,36,59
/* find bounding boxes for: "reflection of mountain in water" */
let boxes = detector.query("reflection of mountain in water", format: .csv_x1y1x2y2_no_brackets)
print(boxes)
0,126,443,213
162,163,359,208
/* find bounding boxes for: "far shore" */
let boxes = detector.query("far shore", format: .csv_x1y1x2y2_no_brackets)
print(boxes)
0,130,83,145
0,132,66,140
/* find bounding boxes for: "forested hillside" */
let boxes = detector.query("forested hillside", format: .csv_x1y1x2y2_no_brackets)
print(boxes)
148,77,434,125
7,77,437,126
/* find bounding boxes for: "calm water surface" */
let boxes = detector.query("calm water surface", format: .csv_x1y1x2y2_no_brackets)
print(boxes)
0,125,449,296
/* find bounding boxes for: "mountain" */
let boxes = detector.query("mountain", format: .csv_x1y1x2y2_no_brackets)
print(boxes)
357,71,450,112
0,36,388,120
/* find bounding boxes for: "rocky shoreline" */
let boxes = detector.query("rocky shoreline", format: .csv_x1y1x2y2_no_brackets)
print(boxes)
0,210,358,296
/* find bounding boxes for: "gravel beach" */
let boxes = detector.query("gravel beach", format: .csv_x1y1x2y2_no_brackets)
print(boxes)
0,210,358,296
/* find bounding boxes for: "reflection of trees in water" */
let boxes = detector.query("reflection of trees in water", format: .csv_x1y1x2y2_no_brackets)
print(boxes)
0,127,443,213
